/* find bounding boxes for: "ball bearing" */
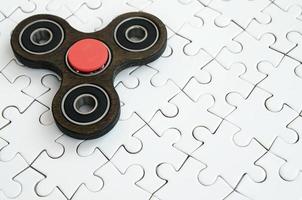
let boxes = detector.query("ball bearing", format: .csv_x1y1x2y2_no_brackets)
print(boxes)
19,19,64,54
62,84,110,126
114,17,159,52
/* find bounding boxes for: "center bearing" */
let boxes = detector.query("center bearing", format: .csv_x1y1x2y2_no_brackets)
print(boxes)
66,38,111,75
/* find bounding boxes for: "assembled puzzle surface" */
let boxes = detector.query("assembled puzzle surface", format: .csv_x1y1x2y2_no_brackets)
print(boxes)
1,0,302,199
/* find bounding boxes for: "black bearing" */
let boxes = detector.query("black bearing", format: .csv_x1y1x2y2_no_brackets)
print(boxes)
114,17,159,52
62,84,110,125
19,19,64,54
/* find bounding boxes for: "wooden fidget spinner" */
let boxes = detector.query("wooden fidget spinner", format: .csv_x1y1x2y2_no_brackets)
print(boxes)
11,12,167,139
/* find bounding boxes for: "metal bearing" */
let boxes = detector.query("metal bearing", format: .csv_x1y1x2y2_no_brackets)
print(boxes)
114,17,159,52
19,19,64,54
62,84,110,125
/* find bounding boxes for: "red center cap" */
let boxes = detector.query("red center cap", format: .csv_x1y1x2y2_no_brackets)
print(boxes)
67,38,109,74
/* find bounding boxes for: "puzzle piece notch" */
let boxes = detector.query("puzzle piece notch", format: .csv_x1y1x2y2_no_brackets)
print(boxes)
0,0,35,17
226,87,298,149
2,59,56,99
110,125,187,193
46,0,101,13
184,60,253,118
114,66,140,89
246,4,302,53
149,92,222,155
216,31,283,85
149,34,213,88
13,167,67,200
36,74,61,125
192,121,266,187
0,154,28,198
154,157,232,200
143,0,204,33
257,56,302,113
236,152,302,200
286,31,302,63
179,7,242,57
0,102,63,164
116,66,179,121
77,113,144,159
32,135,107,199
72,162,151,200
270,116,302,181
0,74,33,129
208,0,272,29
273,0,302,11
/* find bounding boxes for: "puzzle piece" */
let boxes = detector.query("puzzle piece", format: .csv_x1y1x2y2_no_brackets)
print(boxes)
32,135,107,198
77,113,144,159
72,162,151,200
208,0,271,28
286,31,302,63
273,0,302,10
66,4,103,32
0,102,63,163
226,87,298,148
149,92,222,154
114,66,139,89
36,74,60,125
86,0,139,30
184,60,253,118
236,152,302,200
224,191,251,200
111,125,187,193
0,74,33,129
0,0,35,17
257,56,302,112
216,31,284,85
143,0,204,32
154,157,232,200
270,116,302,181
46,0,101,13
0,18,16,71
13,167,67,200
9,0,72,23
246,4,302,53
2,60,56,99
191,120,266,187
116,66,179,121
148,34,213,88
179,7,242,56
0,154,27,198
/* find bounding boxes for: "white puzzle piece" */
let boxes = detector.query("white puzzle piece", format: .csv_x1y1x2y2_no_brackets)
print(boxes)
0,154,28,198
32,135,107,199
183,60,253,118
226,87,298,148
149,92,223,154
0,102,63,163
154,157,233,200
72,162,151,200
191,121,266,187
236,152,302,200
111,125,187,193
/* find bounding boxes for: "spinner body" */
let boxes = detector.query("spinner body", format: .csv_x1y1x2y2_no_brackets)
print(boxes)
11,12,167,139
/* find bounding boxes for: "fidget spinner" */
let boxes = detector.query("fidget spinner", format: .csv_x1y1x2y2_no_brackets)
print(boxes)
11,12,167,139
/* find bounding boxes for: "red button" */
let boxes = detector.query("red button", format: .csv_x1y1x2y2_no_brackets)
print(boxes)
67,38,109,74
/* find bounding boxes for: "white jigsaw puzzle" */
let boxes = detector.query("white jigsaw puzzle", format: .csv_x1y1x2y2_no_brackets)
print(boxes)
2,0,302,199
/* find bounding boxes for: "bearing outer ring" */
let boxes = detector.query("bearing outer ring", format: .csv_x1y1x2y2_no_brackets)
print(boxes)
19,19,64,55
114,16,159,52
61,84,110,126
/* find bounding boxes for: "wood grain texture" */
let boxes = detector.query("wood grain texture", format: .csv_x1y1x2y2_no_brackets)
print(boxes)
11,12,167,139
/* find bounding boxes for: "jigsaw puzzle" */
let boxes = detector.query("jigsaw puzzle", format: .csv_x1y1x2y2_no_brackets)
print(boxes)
1,0,302,199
